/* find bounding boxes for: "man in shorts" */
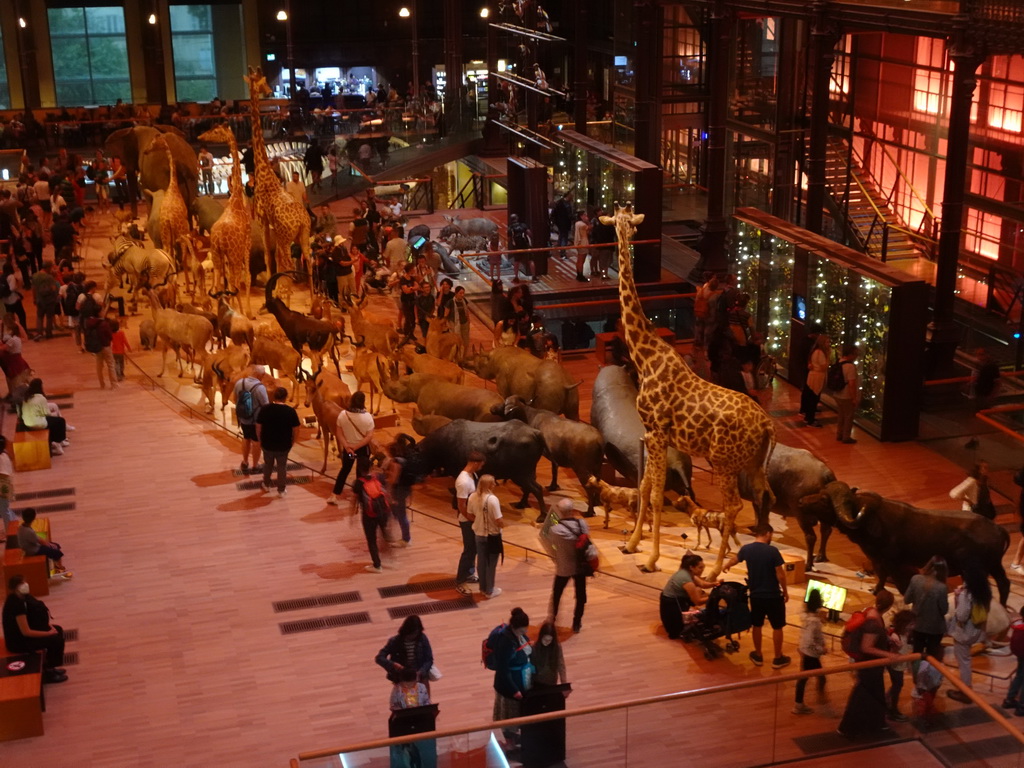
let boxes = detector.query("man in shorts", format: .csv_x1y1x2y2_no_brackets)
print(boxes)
233,366,269,474
724,523,791,669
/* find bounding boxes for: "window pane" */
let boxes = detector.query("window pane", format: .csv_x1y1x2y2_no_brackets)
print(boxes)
48,7,85,36
173,36,214,76
0,27,9,110
85,7,126,35
89,37,129,80
177,78,217,103
170,5,212,32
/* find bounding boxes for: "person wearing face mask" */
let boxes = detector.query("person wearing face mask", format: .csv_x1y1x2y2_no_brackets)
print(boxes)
531,621,567,688
492,607,533,749
2,575,68,683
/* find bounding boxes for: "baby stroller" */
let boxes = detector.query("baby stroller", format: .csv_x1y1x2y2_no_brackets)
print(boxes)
681,581,752,660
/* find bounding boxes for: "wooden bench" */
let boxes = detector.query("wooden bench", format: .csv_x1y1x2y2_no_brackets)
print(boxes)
6,518,50,550
595,327,676,364
2,550,49,596
0,651,45,742
12,431,51,473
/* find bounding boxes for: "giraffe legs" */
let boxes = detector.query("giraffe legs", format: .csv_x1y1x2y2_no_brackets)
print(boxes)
624,432,668,572
706,476,743,581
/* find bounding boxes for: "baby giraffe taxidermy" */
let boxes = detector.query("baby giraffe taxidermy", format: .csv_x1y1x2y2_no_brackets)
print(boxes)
674,496,741,557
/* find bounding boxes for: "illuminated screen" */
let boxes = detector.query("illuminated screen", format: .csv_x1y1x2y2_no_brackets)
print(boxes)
804,578,847,612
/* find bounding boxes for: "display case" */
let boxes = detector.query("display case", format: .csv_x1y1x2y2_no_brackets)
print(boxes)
732,219,794,374
733,209,928,441
547,129,663,281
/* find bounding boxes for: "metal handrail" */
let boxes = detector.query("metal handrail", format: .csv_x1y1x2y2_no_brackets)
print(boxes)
877,140,938,224
294,654,926,760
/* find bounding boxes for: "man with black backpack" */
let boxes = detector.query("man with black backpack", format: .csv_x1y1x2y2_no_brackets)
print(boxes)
831,344,860,444
548,499,591,633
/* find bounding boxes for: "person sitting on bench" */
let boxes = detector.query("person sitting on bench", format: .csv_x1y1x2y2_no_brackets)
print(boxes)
17,508,71,579
1,574,68,683
21,377,68,457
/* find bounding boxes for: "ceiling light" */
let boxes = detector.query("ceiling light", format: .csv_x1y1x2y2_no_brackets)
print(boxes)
18,17,27,28
276,10,288,21
148,13,157,24
480,7,490,17
399,7,411,18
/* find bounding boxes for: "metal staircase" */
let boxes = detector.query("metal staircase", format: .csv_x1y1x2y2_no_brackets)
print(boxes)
824,138,936,262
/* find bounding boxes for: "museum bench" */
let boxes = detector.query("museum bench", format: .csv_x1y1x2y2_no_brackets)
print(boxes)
0,650,45,742
12,431,51,472
6,517,50,550
3,549,49,596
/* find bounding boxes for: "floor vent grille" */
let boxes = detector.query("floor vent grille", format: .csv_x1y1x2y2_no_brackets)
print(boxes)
278,611,371,635
272,592,361,613
387,598,476,620
13,502,76,515
15,487,75,501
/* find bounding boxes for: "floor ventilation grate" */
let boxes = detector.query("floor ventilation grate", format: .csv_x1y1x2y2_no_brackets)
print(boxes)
279,611,371,635
236,476,311,491
272,592,361,613
62,652,79,666
387,598,476,620
15,488,76,501
12,502,76,515
379,578,459,599
63,628,78,642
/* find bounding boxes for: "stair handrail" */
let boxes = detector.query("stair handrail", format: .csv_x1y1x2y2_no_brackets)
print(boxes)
875,140,938,227
826,137,889,255
855,136,940,253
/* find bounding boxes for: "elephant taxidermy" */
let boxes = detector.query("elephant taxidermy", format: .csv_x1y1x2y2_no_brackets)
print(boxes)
104,125,199,218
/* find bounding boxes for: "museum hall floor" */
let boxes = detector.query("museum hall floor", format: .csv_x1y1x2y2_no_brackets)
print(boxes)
3,201,1023,767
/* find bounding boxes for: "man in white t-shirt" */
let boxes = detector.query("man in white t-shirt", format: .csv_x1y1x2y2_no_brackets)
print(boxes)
469,474,504,599
455,451,486,594
285,171,308,207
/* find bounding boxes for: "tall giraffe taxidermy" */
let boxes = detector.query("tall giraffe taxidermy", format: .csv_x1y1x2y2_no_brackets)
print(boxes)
197,124,254,318
146,133,199,294
602,203,775,576
244,67,311,279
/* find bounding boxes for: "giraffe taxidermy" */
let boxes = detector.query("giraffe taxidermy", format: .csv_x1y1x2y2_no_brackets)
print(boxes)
606,203,775,576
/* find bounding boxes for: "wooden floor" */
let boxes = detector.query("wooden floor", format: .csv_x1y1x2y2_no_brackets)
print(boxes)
3,204,1023,767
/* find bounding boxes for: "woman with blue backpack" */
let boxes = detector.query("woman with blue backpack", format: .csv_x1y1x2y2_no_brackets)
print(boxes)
487,607,533,751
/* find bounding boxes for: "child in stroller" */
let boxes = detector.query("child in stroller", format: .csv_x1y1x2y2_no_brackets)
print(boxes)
684,582,752,660
661,555,751,660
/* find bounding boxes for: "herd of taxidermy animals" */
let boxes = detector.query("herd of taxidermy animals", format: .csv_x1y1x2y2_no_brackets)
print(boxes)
106,133,1008,597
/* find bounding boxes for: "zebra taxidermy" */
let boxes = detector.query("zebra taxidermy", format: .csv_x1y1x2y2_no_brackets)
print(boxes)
105,234,177,311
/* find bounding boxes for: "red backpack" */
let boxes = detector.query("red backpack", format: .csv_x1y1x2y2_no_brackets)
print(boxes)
841,609,870,661
1010,620,1024,659
359,474,390,519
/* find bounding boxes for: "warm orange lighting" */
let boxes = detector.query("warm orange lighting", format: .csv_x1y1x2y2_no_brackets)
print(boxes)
480,7,490,17
18,17,27,28
147,13,157,24
276,10,288,21
399,7,411,17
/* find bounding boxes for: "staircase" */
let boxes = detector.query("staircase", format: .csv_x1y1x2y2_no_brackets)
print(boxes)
824,139,922,261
